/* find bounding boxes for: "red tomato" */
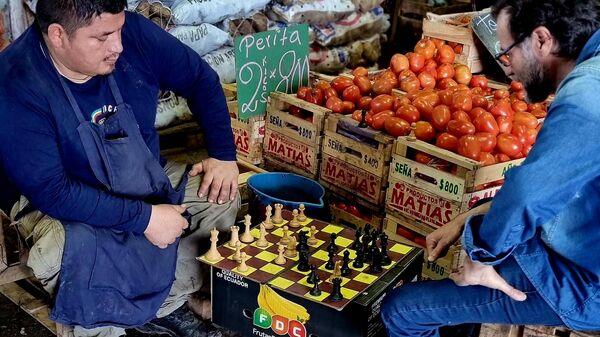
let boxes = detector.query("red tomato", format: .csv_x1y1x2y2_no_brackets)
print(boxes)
471,87,484,96
431,105,452,131
336,202,348,211
479,152,496,166
438,89,454,106
523,144,533,156
511,80,524,92
436,133,459,152
289,106,303,118
398,69,416,82
436,44,456,64
513,111,538,129
342,101,355,114
470,75,488,88
407,52,425,73
413,97,435,121
415,152,434,165
458,135,482,160
423,59,438,74
418,72,436,89
323,87,338,100
414,121,436,142
297,86,311,100
372,79,394,95
352,110,363,122
494,89,510,100
438,78,458,90
414,39,436,59
353,76,372,95
475,132,497,152
490,100,514,117
380,70,399,87
436,63,455,80
451,92,473,112
396,226,416,241
353,66,369,77
468,107,487,120
325,96,344,114
447,119,476,137
372,110,395,130
342,85,361,104
358,96,373,110
531,108,547,119
495,153,511,163
371,95,395,114
454,64,472,85
331,76,354,94
400,76,421,93
472,95,487,108
496,133,523,158
414,236,427,247
431,38,445,50
512,100,528,112
512,124,538,146
496,116,513,134
452,110,471,123
315,80,331,91
347,205,361,217
390,54,410,74
474,112,500,135
384,117,412,137
396,104,420,123
516,90,526,101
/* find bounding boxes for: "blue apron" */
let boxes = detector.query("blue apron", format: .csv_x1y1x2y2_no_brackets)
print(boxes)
43,45,187,328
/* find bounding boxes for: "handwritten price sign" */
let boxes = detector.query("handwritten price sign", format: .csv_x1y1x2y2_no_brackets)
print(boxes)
235,24,310,120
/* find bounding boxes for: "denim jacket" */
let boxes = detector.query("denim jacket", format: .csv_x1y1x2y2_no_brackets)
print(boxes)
463,29,600,331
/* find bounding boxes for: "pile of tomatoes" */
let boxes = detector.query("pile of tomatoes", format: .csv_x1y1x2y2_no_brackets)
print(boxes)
332,201,374,222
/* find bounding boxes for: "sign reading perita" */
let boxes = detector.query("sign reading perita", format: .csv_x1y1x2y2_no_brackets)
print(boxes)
235,24,310,120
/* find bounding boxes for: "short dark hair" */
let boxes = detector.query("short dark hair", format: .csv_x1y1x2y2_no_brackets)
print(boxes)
492,0,600,60
36,0,127,35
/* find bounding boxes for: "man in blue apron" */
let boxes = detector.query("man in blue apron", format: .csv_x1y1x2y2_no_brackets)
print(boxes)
0,0,240,336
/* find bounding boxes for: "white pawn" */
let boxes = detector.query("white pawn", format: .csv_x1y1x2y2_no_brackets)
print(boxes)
274,244,286,265
240,214,254,243
204,228,222,262
284,236,298,259
228,225,240,248
237,252,249,272
263,205,274,230
308,225,318,246
256,223,269,248
289,209,300,228
280,225,291,246
298,204,307,222
233,241,242,262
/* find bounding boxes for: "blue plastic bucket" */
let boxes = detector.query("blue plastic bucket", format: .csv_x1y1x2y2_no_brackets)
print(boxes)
247,173,325,211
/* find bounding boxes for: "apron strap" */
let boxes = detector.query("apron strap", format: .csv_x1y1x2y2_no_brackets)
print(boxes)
107,75,124,106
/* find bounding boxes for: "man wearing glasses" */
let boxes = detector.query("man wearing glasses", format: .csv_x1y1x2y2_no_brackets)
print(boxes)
381,0,600,336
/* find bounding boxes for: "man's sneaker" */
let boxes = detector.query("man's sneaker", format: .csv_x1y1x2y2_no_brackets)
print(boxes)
134,304,223,337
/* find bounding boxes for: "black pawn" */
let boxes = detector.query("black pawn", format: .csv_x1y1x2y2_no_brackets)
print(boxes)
341,250,351,277
363,236,373,261
307,265,318,284
352,243,364,268
310,275,322,297
325,248,336,270
350,228,362,250
364,224,372,237
380,233,392,266
329,278,343,302
298,231,309,252
369,248,383,274
297,251,310,272
328,233,338,253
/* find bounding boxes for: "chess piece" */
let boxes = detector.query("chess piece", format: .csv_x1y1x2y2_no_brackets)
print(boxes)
228,225,240,248
204,228,222,262
279,225,291,246
297,251,310,272
309,274,322,297
233,241,242,262
363,235,373,261
263,205,274,230
328,233,338,253
298,204,307,222
351,227,362,250
329,278,343,302
367,235,379,263
284,236,298,259
237,252,249,272
289,209,300,228
369,247,383,274
307,265,318,284
272,203,284,224
329,260,342,282
353,242,364,268
256,223,269,248
361,231,371,250
380,233,392,266
341,250,351,277
364,223,372,237
240,214,254,243
274,244,286,265
307,225,318,246
297,231,309,252
325,248,335,270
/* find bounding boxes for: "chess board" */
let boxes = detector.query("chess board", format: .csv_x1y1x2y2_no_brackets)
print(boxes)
198,210,414,311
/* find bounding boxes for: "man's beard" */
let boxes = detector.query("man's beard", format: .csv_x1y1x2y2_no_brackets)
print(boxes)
520,57,554,103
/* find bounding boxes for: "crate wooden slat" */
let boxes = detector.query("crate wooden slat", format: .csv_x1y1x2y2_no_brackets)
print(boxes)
228,101,265,165
330,204,384,231
222,82,237,101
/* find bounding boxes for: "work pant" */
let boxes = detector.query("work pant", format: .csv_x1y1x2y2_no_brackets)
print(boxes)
380,256,565,337
10,161,240,337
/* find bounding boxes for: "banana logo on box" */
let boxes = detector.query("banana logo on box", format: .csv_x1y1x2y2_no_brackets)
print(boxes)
254,284,310,337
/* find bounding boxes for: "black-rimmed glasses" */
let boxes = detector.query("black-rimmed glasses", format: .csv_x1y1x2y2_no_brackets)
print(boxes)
495,33,529,67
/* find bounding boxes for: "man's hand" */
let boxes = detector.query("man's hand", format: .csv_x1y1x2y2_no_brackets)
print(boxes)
189,158,239,204
450,255,527,302
426,201,492,262
145,204,189,249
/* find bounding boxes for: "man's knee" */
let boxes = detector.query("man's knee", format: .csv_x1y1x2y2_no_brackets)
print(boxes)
26,217,64,293
381,285,432,337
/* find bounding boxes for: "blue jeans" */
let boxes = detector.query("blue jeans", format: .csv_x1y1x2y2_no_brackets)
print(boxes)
381,257,565,337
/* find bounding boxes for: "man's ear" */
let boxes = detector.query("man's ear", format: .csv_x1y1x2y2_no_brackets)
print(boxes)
46,23,67,50
530,26,556,59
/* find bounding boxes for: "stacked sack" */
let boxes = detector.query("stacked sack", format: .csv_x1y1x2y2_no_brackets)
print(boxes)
131,0,272,127
268,0,390,74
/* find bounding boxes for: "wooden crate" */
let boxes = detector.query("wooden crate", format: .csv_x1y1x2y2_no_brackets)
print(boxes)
480,325,523,337
319,114,395,209
222,82,237,101
329,202,384,231
263,91,331,179
228,101,265,165
523,326,571,337
385,137,522,229
422,11,485,73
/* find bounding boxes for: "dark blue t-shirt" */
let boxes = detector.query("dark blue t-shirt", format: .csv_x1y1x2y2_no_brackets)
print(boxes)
0,12,236,232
